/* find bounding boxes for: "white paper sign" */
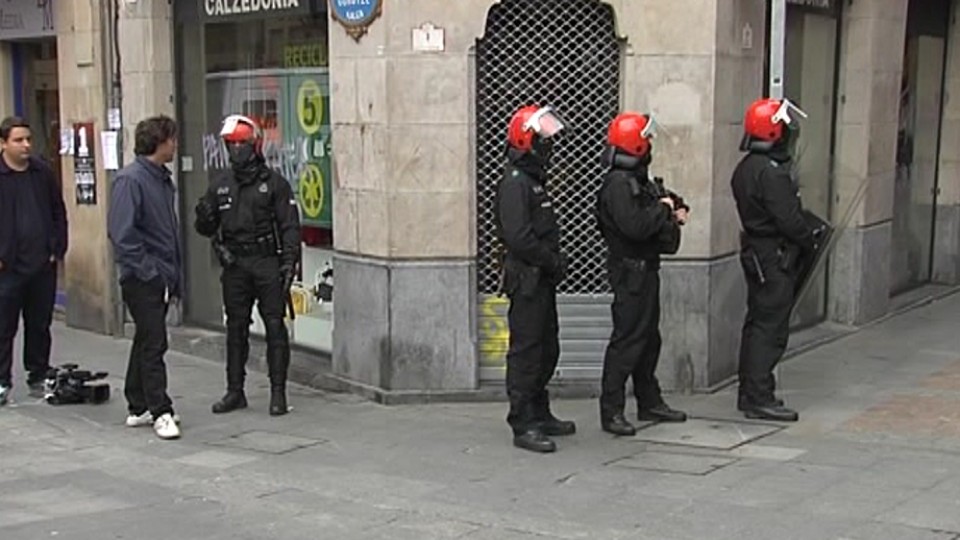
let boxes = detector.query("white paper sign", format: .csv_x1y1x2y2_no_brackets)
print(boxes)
100,131,119,170
59,128,74,156
412,23,444,52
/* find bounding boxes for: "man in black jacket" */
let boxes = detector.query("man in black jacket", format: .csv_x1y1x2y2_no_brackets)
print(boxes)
596,112,689,436
194,114,301,417
0,116,67,405
108,115,182,439
731,98,818,422
495,105,575,453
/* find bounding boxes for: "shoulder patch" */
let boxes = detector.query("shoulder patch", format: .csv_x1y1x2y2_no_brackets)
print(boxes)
258,183,269,193
216,186,230,195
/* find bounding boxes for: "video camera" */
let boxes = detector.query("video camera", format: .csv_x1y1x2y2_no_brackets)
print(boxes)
44,364,111,405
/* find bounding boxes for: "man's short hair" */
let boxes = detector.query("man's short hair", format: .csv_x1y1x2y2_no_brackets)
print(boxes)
0,116,30,141
134,115,178,156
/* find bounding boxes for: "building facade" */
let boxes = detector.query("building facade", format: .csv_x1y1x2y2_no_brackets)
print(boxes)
14,0,960,401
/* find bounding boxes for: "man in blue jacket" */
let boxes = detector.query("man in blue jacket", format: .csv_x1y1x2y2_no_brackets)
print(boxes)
107,115,182,440
0,117,67,405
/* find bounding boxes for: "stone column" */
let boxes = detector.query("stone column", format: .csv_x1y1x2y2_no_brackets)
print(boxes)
0,43,14,115
615,0,767,391
829,0,908,324
328,2,490,395
933,1,960,285
56,1,116,334
117,0,175,166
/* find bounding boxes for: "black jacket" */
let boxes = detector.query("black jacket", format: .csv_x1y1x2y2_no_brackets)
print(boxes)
730,152,814,251
494,152,561,272
596,164,680,264
195,161,301,269
0,155,67,274
107,156,182,294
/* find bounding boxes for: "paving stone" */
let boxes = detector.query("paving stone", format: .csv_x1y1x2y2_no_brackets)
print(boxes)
175,449,261,469
609,451,738,475
632,418,783,450
206,430,327,454
727,444,808,461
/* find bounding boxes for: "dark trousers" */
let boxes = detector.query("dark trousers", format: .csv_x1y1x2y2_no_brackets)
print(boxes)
737,245,796,406
220,255,289,392
121,276,174,417
0,263,57,387
505,281,559,435
600,266,664,420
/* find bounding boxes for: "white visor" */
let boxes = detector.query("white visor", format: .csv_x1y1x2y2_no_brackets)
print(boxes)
770,99,808,126
220,114,259,138
641,115,659,139
522,106,566,139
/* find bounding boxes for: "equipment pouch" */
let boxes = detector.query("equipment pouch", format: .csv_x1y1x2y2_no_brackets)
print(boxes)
503,259,540,298
739,247,766,285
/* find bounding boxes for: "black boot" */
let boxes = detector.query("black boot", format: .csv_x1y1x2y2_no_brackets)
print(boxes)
541,414,577,436
269,385,288,416
212,390,247,414
602,414,637,436
738,395,783,412
513,429,556,453
744,403,799,422
638,403,687,423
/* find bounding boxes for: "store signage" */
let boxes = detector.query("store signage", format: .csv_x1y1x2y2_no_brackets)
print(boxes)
199,0,320,21
0,0,55,41
73,123,97,206
329,0,383,42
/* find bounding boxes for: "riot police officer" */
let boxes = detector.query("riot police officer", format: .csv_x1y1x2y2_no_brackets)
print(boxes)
495,104,576,453
194,114,301,417
731,97,816,422
596,112,689,436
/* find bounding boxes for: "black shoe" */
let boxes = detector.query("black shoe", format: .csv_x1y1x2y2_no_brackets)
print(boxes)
601,414,637,436
638,403,687,423
27,381,45,398
211,391,247,414
540,415,576,436
738,396,783,412
513,429,556,453
269,386,288,416
744,404,799,422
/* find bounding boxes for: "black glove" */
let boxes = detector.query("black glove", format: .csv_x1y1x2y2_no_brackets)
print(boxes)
195,198,216,222
548,252,568,285
280,263,296,292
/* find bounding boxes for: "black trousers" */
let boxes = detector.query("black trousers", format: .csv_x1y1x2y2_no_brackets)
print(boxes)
505,281,559,435
600,266,664,420
220,255,289,392
0,263,57,387
121,276,175,417
737,245,796,406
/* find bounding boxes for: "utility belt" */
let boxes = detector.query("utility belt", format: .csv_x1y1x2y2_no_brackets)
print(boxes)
499,257,542,298
225,235,278,257
609,257,659,273
739,232,800,283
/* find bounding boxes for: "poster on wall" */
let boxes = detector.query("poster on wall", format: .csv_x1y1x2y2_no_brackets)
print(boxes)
73,123,97,205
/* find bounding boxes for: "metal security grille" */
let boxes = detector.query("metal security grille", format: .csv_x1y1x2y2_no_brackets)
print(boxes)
475,0,622,295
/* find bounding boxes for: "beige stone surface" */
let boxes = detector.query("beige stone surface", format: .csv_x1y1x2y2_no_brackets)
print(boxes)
388,123,472,193
617,0,718,56
356,190,390,258
388,191,472,258
386,55,469,125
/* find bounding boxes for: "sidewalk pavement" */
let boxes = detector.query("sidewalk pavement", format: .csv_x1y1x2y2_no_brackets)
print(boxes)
1,292,959,540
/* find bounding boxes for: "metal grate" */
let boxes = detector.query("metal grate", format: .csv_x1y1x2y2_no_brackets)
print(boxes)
475,0,622,295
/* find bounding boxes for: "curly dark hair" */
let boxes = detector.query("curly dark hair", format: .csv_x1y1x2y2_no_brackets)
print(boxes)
134,115,178,156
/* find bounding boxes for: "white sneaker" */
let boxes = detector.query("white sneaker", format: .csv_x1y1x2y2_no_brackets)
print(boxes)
126,411,181,428
153,413,181,440
0,385,9,406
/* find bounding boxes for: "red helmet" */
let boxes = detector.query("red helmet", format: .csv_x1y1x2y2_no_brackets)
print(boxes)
220,114,262,144
607,112,656,157
743,98,789,142
507,105,566,151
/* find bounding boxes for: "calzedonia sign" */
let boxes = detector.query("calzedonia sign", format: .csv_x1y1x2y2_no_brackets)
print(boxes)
200,0,320,21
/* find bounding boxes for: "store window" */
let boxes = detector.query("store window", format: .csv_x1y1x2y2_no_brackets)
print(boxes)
175,4,334,351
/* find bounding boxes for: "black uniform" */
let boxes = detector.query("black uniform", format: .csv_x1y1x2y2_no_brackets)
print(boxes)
494,151,566,437
731,151,813,410
195,158,301,398
596,157,681,424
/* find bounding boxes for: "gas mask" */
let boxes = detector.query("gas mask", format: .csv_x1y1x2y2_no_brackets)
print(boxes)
227,141,258,169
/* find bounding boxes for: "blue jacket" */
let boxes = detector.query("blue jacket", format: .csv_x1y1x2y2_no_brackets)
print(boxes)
107,156,182,296
0,155,68,274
